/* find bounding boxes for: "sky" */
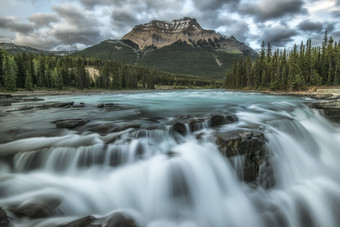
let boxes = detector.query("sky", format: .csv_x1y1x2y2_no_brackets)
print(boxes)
0,0,339,51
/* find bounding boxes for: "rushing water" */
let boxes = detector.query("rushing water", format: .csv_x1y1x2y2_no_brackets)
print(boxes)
0,90,339,227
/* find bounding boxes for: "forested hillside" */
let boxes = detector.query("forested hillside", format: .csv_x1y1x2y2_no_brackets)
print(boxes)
0,50,221,91
225,31,340,90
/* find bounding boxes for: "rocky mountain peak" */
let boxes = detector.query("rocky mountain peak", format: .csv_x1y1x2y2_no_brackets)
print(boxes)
121,17,258,58
122,17,218,50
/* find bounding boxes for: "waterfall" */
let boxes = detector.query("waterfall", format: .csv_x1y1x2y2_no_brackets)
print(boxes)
0,90,339,227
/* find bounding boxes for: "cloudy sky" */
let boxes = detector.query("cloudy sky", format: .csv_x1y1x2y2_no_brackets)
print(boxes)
0,0,339,51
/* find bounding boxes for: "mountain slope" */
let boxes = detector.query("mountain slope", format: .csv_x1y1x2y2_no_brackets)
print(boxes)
0,43,76,56
74,40,139,64
75,17,258,79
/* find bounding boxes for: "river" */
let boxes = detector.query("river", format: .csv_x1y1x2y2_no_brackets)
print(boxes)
0,90,339,227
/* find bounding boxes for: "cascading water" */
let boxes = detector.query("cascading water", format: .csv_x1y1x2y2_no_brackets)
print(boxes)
0,90,339,227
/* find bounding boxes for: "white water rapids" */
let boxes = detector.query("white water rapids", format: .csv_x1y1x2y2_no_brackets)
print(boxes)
0,90,339,227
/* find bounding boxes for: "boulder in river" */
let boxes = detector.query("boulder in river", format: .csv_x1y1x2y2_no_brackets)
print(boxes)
210,113,238,127
310,98,340,123
9,199,61,219
215,130,268,183
53,119,89,128
172,122,187,135
105,213,138,227
59,216,99,227
97,103,117,108
39,102,74,109
0,207,10,227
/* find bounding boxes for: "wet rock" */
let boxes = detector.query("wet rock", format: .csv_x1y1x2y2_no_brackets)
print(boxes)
22,97,44,102
0,102,11,106
39,102,74,109
215,130,267,183
53,102,74,108
0,94,12,99
9,199,61,218
59,216,99,227
0,207,10,227
196,132,206,140
172,122,187,135
105,213,138,227
19,106,34,111
72,104,85,108
90,123,114,135
166,151,178,158
311,100,340,109
1,128,64,144
97,103,116,108
310,99,340,123
210,113,238,127
53,119,89,129
112,124,141,133
210,115,225,126
104,103,116,107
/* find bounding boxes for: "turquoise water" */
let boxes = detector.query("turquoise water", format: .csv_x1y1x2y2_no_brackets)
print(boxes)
0,90,339,227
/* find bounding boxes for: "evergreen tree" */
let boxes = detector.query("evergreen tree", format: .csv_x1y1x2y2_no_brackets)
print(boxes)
25,70,33,91
4,56,18,91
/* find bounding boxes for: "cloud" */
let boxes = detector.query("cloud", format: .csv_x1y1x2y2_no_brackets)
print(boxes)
14,31,60,50
239,0,307,21
193,0,240,10
111,10,139,31
53,4,99,27
5,3,107,50
29,13,59,28
297,20,323,32
52,24,103,45
79,0,116,8
212,15,249,41
325,23,335,32
260,25,298,47
0,17,34,34
332,30,340,40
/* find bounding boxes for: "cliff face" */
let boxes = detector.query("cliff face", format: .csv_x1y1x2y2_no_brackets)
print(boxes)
122,17,220,50
122,17,257,57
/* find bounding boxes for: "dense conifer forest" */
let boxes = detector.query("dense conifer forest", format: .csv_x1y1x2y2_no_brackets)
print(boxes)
224,31,340,90
0,50,221,91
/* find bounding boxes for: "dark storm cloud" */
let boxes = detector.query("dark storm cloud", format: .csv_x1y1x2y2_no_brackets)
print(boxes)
111,10,138,29
50,4,105,45
239,0,307,21
79,0,116,8
297,20,323,32
325,23,335,32
193,0,240,10
29,13,59,28
53,5,99,27
53,28,102,45
0,17,34,34
261,25,298,47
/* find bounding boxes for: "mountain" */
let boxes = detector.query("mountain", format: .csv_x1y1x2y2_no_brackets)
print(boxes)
122,17,257,57
75,17,257,79
0,43,76,56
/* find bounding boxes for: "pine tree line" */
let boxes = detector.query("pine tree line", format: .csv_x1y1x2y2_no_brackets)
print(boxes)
0,50,221,91
225,31,340,90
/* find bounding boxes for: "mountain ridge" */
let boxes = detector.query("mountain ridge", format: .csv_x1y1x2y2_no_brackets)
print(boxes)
0,42,77,56
122,17,257,58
